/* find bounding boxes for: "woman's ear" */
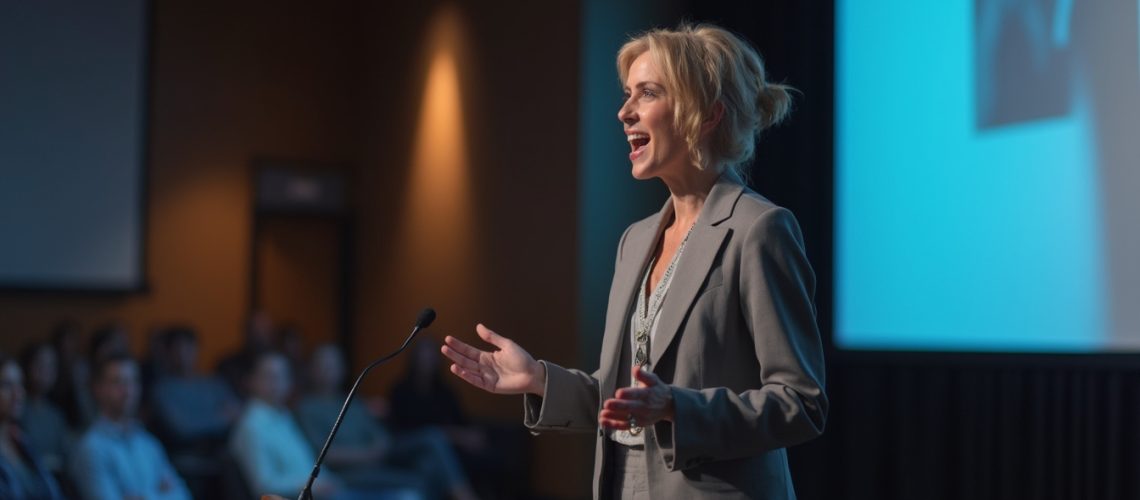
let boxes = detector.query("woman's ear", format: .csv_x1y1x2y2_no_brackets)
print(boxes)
701,101,725,136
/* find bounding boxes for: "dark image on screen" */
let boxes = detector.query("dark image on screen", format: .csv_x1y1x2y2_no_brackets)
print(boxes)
0,0,148,291
836,0,1140,351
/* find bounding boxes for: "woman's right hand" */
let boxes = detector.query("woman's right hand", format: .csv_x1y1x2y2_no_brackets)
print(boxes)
442,324,547,397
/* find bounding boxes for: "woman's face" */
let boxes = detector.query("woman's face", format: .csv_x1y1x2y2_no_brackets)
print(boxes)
0,362,26,422
618,51,689,181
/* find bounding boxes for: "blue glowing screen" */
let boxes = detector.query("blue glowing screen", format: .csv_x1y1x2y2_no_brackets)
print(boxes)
836,0,1140,351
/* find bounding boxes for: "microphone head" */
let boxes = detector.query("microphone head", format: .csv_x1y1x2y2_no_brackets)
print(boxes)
415,308,437,329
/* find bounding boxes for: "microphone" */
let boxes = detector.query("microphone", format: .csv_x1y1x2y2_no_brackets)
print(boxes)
415,308,436,330
297,307,436,500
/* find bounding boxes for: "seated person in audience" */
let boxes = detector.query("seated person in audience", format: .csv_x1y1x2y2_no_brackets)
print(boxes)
70,354,191,500
229,350,411,500
139,326,169,411
393,339,531,499
150,326,240,447
279,326,305,380
49,321,92,429
216,311,276,398
296,344,477,500
18,342,72,474
89,324,131,365
390,338,487,453
69,324,132,429
0,355,64,499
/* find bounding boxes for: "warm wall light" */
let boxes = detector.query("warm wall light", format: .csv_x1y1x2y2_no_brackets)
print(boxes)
408,16,469,244
395,4,475,305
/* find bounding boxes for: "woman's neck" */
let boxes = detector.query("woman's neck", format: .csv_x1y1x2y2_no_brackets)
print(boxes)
662,167,721,228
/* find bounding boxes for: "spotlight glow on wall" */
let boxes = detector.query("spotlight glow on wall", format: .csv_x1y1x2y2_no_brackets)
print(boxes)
398,5,475,300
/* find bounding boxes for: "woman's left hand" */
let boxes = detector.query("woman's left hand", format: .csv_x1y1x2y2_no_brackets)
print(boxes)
599,365,675,430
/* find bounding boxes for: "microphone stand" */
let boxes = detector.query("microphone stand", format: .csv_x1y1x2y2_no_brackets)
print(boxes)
297,308,435,500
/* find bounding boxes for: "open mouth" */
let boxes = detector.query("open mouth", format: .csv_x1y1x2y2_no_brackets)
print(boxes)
627,133,650,154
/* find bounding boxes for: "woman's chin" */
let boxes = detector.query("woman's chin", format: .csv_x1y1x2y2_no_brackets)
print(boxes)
630,162,657,180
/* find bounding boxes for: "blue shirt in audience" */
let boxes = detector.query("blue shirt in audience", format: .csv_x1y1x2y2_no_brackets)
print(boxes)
20,397,72,473
0,431,63,500
229,398,322,497
70,417,191,500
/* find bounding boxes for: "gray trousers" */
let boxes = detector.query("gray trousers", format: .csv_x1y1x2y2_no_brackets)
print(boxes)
611,444,649,500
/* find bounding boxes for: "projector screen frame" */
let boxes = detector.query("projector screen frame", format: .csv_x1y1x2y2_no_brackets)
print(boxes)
828,347,1140,370
0,0,154,296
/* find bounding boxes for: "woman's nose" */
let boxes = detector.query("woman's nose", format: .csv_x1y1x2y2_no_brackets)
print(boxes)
617,100,636,124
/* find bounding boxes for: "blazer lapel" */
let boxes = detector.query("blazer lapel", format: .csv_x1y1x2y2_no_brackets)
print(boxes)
649,178,742,367
598,206,668,396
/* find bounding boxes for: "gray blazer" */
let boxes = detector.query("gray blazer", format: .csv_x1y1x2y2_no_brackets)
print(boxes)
524,176,827,499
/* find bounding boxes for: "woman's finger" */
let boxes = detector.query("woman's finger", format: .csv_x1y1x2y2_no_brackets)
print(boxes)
600,421,629,430
599,414,631,430
603,398,645,413
632,365,661,386
475,324,512,350
450,364,490,391
443,335,487,361
615,387,650,401
441,345,483,372
599,407,630,419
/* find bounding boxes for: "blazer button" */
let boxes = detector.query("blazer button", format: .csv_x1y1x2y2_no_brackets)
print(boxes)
597,428,604,437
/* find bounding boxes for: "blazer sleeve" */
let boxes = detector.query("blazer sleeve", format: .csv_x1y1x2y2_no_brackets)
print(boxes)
652,206,828,471
522,361,602,434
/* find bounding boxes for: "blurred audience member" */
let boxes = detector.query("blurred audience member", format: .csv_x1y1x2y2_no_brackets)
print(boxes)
18,342,71,473
296,344,477,500
150,326,240,447
89,324,130,367
229,351,401,500
74,323,132,429
392,338,530,500
49,321,92,429
279,325,307,393
71,354,190,500
139,326,169,409
216,311,276,397
0,355,64,499
390,338,485,452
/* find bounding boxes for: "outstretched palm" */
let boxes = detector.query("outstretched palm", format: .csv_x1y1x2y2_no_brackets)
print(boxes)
441,324,544,396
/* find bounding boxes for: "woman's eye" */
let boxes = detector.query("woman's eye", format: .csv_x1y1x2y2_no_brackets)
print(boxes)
641,89,657,98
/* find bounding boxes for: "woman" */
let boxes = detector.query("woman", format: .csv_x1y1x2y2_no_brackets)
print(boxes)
48,321,92,429
19,342,72,474
441,23,827,499
0,355,64,499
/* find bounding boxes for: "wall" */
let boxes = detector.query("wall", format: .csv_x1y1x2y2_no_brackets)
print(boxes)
0,0,362,368
352,1,592,496
0,1,595,496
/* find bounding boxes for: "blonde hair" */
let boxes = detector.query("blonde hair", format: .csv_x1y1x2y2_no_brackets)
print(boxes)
617,23,792,179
